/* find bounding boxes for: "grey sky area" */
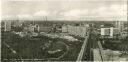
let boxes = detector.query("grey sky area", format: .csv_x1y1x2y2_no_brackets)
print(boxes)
1,0,127,21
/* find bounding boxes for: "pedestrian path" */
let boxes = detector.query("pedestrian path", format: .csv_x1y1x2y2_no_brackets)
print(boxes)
93,49,102,61
76,32,89,61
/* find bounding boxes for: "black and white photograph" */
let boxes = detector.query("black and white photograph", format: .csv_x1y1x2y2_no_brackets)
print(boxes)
1,0,128,62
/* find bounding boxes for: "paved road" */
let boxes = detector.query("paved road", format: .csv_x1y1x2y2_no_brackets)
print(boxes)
76,32,89,61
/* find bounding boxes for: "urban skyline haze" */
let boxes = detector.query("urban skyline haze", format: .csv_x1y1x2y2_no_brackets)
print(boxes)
1,0,127,21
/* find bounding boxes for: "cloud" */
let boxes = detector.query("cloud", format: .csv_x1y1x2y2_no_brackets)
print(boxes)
61,4,126,20
97,4,127,17
34,11,49,16
17,14,33,20
2,2,126,21
18,14,31,18
63,9,88,17
2,15,16,20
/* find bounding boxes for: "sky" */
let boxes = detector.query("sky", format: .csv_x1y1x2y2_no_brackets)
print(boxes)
1,0,127,21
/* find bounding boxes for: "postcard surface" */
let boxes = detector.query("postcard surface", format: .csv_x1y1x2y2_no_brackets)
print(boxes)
1,0,128,62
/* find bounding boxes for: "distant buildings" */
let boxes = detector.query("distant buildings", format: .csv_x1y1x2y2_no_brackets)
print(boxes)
62,25,89,37
1,21,11,31
116,21,124,33
38,25,51,33
100,27,119,38
99,21,128,38
13,24,40,37
116,21,128,38
23,24,39,33
1,20,25,32
11,20,23,27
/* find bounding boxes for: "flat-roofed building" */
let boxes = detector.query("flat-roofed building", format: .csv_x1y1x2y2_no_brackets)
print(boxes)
62,25,88,37
100,27,119,38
